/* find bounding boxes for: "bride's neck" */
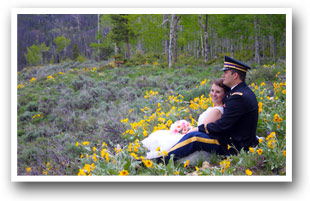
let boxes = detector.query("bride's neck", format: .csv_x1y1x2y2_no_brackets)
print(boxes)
214,103,223,107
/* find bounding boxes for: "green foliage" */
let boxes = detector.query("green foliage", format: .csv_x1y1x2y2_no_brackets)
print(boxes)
24,43,50,66
77,55,87,63
54,35,71,53
72,43,80,61
110,14,135,51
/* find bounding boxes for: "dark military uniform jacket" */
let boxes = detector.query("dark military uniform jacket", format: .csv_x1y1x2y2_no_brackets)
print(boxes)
206,82,259,154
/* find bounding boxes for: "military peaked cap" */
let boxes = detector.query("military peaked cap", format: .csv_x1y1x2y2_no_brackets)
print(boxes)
222,55,251,73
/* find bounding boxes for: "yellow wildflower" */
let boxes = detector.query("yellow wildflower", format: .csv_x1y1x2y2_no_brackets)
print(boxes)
77,169,87,176
143,160,153,168
283,150,286,157
249,147,255,153
245,169,253,176
93,146,96,152
101,149,106,158
143,130,148,137
82,141,89,146
273,114,283,123
102,142,107,147
161,150,168,157
92,153,97,162
105,152,110,162
184,160,190,168
195,166,199,173
256,149,263,155
119,170,129,176
29,78,36,83
83,164,91,173
130,153,139,160
26,167,32,173
268,140,276,149
266,132,276,140
174,171,180,175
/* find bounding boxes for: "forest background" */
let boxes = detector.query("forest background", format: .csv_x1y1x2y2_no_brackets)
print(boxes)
18,14,285,70
16,14,287,177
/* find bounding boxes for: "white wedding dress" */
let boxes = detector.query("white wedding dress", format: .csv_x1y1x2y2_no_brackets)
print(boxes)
141,106,224,163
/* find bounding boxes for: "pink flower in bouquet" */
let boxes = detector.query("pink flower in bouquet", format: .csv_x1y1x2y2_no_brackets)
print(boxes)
170,120,192,134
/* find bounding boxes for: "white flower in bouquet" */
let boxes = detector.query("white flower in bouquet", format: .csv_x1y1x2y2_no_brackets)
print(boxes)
170,120,192,134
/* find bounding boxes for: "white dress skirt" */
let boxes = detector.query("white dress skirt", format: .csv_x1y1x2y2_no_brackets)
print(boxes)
141,106,224,162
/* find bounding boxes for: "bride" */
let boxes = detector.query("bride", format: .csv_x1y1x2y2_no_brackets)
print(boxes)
141,78,230,161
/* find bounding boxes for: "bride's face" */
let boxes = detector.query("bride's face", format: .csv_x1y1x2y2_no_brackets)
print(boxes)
210,84,225,105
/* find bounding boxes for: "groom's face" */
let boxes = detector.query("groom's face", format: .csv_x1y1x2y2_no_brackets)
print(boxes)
222,70,234,87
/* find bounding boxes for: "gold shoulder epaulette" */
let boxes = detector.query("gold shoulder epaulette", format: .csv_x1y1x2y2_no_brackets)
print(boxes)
231,92,243,96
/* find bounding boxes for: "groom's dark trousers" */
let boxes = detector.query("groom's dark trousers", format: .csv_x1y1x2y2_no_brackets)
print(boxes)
162,131,224,164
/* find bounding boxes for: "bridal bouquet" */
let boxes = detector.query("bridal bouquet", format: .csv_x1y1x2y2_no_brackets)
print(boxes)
170,120,192,135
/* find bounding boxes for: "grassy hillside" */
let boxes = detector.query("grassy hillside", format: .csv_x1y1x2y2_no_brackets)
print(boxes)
17,59,287,176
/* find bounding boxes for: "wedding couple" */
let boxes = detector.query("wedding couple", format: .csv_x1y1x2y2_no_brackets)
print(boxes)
142,56,259,164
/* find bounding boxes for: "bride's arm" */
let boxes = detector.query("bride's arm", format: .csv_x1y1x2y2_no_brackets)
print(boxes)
186,109,222,134
202,108,222,125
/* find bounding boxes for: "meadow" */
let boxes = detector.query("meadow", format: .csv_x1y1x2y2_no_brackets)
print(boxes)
17,55,286,176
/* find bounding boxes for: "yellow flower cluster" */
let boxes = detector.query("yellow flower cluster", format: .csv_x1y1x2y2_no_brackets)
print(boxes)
263,64,276,68
78,163,96,176
273,82,286,93
168,93,184,103
273,114,283,123
258,101,263,113
249,146,263,155
219,157,231,173
47,75,54,80
42,162,51,175
17,83,25,89
266,132,277,149
189,94,211,111
32,114,41,119
200,79,208,86
29,77,36,83
144,90,158,99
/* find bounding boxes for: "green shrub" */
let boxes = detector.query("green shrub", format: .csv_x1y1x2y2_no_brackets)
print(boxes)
25,101,38,112
20,147,38,163
77,55,87,63
19,111,33,122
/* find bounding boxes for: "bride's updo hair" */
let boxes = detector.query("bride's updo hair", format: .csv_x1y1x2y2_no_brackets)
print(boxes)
212,78,230,95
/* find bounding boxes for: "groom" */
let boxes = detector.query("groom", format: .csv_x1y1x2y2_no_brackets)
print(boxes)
162,56,259,163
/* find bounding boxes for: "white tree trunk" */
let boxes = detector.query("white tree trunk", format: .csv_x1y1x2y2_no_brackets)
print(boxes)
164,14,170,55
254,16,260,65
168,14,175,68
97,14,100,61
200,30,204,58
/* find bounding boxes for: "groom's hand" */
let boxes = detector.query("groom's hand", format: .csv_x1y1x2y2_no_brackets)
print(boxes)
198,124,209,134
